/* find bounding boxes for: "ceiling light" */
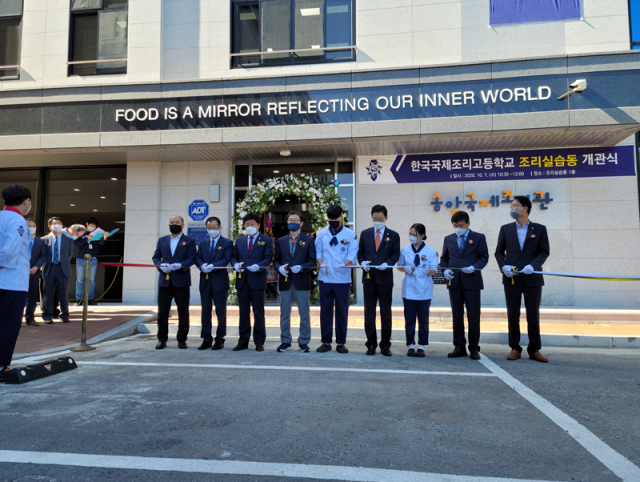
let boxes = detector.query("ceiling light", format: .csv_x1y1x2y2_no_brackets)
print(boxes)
93,209,98,212
325,168,331,172
111,178,118,181
273,170,280,173
285,199,290,202
100,196,106,199
74,188,80,191
70,204,75,206
300,7,320,16
122,203,126,205
337,157,353,161
280,149,291,157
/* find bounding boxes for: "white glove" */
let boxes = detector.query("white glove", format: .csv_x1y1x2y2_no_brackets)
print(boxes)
290,265,302,273
334,264,345,273
522,265,534,275
361,261,370,272
375,262,389,271
278,266,288,277
502,265,515,277
201,263,209,272
160,264,169,274
204,265,214,273
461,266,475,274
443,269,454,280
169,263,182,271
421,265,431,274
247,264,260,272
233,263,243,273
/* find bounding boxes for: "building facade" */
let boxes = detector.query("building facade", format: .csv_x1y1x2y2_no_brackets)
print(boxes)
0,0,639,308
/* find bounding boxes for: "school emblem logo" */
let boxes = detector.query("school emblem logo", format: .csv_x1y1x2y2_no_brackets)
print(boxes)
366,159,382,181
17,226,24,237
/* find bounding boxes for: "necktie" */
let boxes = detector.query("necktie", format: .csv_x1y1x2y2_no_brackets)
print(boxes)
457,235,464,251
29,237,33,252
290,237,296,257
375,230,381,251
248,236,254,253
412,244,421,267
53,236,59,264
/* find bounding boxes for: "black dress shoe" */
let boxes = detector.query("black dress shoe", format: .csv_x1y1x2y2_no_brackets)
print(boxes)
336,344,349,354
381,347,392,357
44,319,53,325
62,319,70,323
255,344,264,352
155,341,167,349
448,348,468,358
469,350,481,360
198,342,212,350
26,320,39,326
316,343,331,353
212,341,224,350
366,347,376,356
88,299,98,306
233,343,249,351
178,342,188,349
407,348,416,357
416,348,426,357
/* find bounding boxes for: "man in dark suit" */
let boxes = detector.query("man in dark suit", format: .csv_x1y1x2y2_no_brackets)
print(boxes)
41,217,74,324
440,211,489,360
24,220,46,327
230,213,273,352
273,211,317,353
357,204,401,356
495,195,550,363
194,216,233,351
152,215,197,350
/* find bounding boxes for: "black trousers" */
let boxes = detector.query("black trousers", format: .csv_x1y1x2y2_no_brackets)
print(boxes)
157,283,190,343
24,272,42,323
200,285,228,343
449,287,481,351
42,265,69,322
237,283,266,346
0,289,28,367
504,282,542,355
363,282,393,350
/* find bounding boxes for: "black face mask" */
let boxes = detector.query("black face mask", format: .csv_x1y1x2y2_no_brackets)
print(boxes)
328,220,341,229
169,225,182,235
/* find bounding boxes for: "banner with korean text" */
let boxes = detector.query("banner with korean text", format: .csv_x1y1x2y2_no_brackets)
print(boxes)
357,146,636,185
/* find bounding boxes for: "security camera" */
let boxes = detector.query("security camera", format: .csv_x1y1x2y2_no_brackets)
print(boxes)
558,79,587,101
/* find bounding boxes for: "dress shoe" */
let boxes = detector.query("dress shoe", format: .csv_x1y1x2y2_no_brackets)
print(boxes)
212,341,224,350
88,300,98,306
366,347,376,356
507,349,522,360
448,348,468,358
25,320,39,327
44,319,53,325
407,348,416,357
0,367,11,383
233,343,249,351
381,347,392,357
316,343,331,353
198,341,212,350
336,344,349,354
529,351,548,363
469,350,481,361
178,342,188,349
255,344,264,352
62,319,70,323
155,341,167,350
74,300,83,307
416,348,425,358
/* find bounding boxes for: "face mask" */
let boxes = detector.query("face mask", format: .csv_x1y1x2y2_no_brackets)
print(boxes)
288,222,301,232
245,226,258,236
454,227,467,237
72,235,78,240
510,208,522,220
373,221,385,231
87,226,95,232
169,224,182,235
52,224,62,233
25,205,31,215
409,235,419,245
29,227,36,236
208,229,220,239
328,220,341,230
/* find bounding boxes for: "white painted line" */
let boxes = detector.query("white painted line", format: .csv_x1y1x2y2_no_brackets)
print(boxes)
479,356,640,482
78,360,497,377
0,450,562,482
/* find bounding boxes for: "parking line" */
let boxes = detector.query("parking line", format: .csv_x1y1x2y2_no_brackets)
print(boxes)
78,360,497,377
479,356,640,482
0,449,563,482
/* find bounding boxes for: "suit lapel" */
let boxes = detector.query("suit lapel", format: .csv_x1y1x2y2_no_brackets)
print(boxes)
522,223,534,251
511,223,522,253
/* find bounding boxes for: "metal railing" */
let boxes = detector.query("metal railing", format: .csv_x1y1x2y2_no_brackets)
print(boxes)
66,59,127,65
230,45,357,57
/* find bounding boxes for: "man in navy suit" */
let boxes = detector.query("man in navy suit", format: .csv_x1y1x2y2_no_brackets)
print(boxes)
42,217,74,324
440,211,489,360
152,215,197,350
195,216,233,351
357,204,401,356
495,195,550,363
273,211,317,353
231,213,274,352
24,220,46,326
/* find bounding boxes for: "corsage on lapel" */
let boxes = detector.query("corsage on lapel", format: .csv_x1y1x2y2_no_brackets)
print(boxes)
258,241,266,246
341,239,350,245
468,239,474,245
299,240,307,247
420,254,427,260
181,241,187,246
384,236,391,244
531,234,536,239
216,245,222,251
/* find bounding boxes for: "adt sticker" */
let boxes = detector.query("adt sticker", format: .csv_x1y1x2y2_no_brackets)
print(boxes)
188,199,209,221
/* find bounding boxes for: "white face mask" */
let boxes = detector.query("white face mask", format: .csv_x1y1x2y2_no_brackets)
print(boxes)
28,227,36,236
208,229,220,239
25,204,31,215
454,227,468,237
373,221,385,231
52,224,62,233
87,226,96,232
245,226,258,236
409,235,419,245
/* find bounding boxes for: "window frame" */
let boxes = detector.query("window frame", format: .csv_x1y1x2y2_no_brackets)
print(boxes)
231,0,356,69
0,9,23,81
629,0,640,50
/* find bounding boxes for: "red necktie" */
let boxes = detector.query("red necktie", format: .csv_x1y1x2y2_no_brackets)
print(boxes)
248,236,254,253
375,230,381,251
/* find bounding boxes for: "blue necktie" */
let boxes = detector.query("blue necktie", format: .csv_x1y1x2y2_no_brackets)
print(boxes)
457,235,464,251
329,237,338,247
53,236,59,264
29,237,33,252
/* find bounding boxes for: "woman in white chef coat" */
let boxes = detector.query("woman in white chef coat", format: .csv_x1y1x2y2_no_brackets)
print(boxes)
398,223,438,357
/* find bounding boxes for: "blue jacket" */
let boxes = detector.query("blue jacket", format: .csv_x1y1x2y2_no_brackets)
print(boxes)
440,230,489,290
195,236,233,293
152,234,198,288
30,236,47,270
273,233,317,291
231,234,273,290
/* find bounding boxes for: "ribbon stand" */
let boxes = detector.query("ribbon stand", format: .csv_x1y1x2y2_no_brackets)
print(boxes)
70,254,96,352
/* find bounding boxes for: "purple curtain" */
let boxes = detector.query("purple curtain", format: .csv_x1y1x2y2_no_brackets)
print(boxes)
490,0,581,26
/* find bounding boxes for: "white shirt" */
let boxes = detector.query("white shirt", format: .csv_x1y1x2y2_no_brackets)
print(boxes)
516,220,530,250
315,226,358,284
399,243,439,301
0,209,30,292
170,233,182,256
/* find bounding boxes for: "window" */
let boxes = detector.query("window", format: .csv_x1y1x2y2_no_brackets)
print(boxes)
0,0,22,80
232,0,355,68
69,0,128,76
631,0,640,49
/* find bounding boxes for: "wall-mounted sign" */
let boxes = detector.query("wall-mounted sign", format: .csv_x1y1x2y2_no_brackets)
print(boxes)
431,190,553,213
188,199,209,221
358,146,636,184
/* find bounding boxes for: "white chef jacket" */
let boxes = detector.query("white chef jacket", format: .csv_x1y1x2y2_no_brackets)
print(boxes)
0,209,30,292
399,243,439,301
315,225,358,284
